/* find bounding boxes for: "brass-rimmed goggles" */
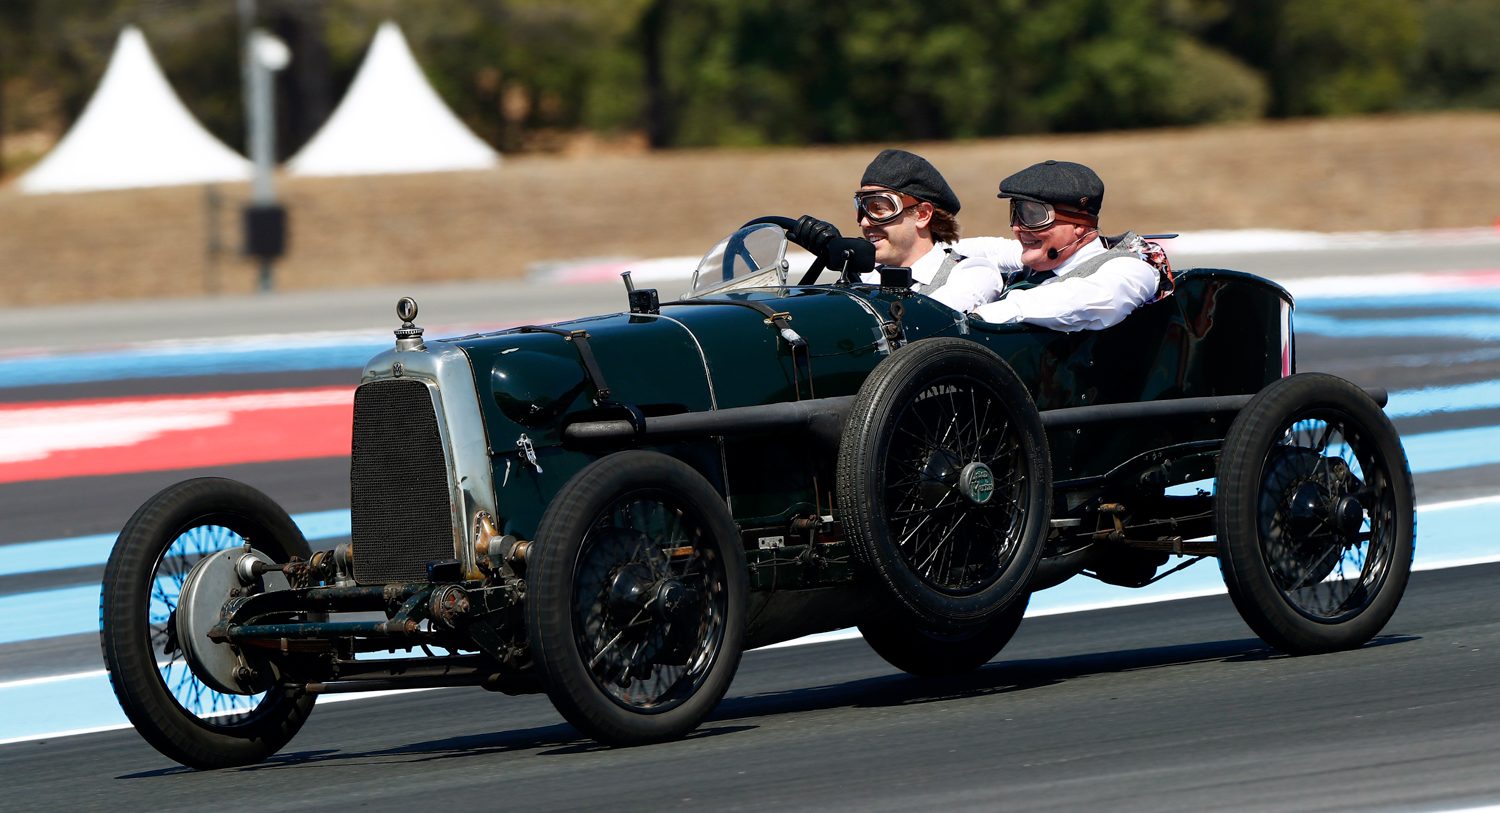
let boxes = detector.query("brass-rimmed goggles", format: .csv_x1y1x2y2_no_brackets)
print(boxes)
855,190,920,225
1009,198,1094,231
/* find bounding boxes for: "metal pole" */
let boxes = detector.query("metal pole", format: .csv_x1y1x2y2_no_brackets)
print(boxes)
238,0,290,294
248,30,278,207
248,29,279,292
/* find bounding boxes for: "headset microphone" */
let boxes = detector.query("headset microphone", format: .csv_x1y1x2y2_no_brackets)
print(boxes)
1047,229,1099,261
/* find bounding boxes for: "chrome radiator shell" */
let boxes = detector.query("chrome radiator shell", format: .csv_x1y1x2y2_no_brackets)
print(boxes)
350,342,495,584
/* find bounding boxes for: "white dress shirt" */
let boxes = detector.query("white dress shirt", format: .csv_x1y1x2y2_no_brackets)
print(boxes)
860,242,1007,313
958,236,1159,332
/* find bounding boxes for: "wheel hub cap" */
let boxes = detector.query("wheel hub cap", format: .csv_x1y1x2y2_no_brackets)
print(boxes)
1334,494,1365,539
652,578,701,623
958,462,996,506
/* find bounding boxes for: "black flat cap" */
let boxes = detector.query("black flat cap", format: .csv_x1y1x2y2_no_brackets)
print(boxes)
997,160,1104,216
861,149,961,214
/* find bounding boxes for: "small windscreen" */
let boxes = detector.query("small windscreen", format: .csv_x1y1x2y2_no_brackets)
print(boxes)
687,223,789,298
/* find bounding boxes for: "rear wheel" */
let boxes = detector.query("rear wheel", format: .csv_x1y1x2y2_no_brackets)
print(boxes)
527,451,747,745
837,338,1050,630
100,478,315,769
1216,374,1415,654
860,593,1029,676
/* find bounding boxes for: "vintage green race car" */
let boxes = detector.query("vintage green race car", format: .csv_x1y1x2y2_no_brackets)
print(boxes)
100,217,1415,768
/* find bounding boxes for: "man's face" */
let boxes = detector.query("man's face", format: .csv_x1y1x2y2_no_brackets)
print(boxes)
858,186,930,267
1011,219,1091,272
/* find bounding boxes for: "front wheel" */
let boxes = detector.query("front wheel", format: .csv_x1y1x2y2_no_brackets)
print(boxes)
1216,374,1415,654
527,451,747,745
100,478,316,769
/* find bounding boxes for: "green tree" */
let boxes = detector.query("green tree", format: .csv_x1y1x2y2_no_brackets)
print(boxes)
1201,0,1422,117
6,0,1497,167
1409,0,1500,109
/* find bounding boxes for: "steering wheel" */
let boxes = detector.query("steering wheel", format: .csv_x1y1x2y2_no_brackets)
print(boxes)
739,216,827,285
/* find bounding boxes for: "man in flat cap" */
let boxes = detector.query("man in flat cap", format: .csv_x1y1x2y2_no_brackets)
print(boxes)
960,160,1165,332
846,149,1005,311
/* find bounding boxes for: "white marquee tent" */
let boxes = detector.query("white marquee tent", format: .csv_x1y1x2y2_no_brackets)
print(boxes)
18,26,252,194
287,21,499,177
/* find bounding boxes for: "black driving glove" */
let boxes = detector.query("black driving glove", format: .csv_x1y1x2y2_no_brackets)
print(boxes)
790,215,840,255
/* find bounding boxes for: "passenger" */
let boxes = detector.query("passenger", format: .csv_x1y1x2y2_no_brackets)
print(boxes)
829,149,1005,312
957,160,1163,332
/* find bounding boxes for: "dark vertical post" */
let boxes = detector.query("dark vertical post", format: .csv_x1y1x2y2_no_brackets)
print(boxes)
240,2,290,294
0,46,7,178
204,185,222,294
640,0,673,149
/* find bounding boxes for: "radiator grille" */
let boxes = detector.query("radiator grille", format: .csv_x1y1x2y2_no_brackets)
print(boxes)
350,378,457,584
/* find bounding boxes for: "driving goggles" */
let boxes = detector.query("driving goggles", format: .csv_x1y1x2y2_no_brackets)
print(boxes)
855,190,921,225
1009,198,1095,231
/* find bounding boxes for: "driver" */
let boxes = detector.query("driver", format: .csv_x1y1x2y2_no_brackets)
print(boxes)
847,149,1005,312
958,160,1162,332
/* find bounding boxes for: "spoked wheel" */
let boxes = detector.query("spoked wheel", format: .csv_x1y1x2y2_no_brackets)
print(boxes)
837,338,1050,630
100,478,315,769
527,451,747,746
859,593,1030,676
1217,374,1415,654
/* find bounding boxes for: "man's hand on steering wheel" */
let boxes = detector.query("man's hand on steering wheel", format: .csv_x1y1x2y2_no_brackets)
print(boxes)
790,215,841,256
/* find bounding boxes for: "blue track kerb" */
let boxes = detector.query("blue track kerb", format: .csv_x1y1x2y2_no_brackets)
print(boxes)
0,340,385,388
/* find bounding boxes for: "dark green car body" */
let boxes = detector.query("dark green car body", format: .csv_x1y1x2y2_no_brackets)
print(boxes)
444,268,1290,543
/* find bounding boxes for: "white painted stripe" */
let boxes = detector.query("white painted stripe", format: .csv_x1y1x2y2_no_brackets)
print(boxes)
0,667,445,697
1418,494,1500,511
1286,271,1500,299
0,669,108,690
0,388,350,465
0,685,449,746
0,723,135,745
757,628,864,650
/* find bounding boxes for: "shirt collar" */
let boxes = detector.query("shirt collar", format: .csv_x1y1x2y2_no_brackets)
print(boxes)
907,242,955,284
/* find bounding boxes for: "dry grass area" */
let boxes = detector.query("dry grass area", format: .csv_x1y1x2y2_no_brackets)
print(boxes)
2,111,1498,306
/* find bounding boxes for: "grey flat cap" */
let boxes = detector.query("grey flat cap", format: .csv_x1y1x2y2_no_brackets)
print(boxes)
861,149,962,215
997,160,1104,216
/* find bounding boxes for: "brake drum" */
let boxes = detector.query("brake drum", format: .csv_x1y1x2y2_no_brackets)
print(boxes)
175,548,289,695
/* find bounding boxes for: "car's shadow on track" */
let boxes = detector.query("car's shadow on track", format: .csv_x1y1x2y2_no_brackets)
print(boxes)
120,721,756,777
710,632,1418,724
117,633,1415,777
121,730,581,776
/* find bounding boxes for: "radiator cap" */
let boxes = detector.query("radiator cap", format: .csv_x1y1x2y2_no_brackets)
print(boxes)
395,297,426,352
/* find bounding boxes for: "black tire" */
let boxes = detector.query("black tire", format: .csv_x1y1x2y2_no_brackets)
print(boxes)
527,451,747,745
100,477,316,769
836,338,1051,630
859,593,1029,676
1216,373,1415,654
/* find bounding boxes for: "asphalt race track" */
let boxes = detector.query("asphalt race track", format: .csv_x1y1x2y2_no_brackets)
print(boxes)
2,237,1500,812
1,565,1497,813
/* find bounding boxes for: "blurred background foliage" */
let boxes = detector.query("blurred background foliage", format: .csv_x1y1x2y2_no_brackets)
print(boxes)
2,0,1499,173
